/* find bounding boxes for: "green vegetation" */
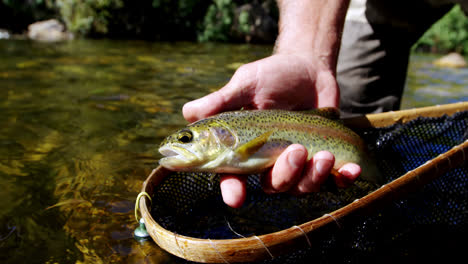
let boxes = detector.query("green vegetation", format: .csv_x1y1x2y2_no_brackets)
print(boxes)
198,0,236,42
54,0,124,35
53,0,211,39
0,0,260,41
1,0,467,51
413,5,468,54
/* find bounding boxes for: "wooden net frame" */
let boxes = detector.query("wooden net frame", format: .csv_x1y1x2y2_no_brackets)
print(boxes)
138,102,468,263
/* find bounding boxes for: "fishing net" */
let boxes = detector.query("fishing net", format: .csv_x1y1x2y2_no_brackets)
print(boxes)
145,109,467,263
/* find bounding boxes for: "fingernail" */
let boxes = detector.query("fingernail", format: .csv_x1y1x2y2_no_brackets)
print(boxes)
183,99,201,110
183,99,204,121
315,160,329,175
288,149,305,169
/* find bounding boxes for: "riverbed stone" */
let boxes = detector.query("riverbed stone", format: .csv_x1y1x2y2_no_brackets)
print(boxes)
27,19,73,42
0,29,10,39
433,52,467,68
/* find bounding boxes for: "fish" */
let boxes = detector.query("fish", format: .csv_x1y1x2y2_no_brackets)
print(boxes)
159,108,382,183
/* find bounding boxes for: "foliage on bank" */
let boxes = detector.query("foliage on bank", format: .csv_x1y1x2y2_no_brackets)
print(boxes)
1,0,467,53
0,0,277,41
0,0,265,41
413,5,468,54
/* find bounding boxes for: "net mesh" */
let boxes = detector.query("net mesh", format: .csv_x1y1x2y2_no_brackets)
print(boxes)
151,111,468,263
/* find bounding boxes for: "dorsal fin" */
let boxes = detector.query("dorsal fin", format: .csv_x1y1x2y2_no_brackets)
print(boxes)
300,107,340,119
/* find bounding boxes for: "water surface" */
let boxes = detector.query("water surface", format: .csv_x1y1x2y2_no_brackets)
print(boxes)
0,39,466,263
402,53,468,108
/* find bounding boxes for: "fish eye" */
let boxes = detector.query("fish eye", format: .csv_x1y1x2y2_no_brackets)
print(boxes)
177,130,192,143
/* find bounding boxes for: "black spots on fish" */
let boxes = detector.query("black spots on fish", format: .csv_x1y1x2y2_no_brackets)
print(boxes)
257,117,268,124
237,129,260,142
244,131,254,138
284,130,299,140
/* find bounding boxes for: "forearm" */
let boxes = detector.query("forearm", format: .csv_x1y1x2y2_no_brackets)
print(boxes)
274,0,350,72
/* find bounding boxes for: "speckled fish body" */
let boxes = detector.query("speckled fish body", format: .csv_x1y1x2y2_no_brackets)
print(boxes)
159,109,380,182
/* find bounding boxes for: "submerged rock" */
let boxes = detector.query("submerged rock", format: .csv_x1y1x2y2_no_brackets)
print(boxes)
0,29,10,39
433,52,467,68
27,19,73,42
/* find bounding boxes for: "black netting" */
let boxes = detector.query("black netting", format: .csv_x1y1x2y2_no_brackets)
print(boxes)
151,111,468,263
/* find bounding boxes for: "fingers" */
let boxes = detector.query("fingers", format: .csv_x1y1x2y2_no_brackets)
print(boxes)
220,175,247,208
182,91,229,123
263,149,362,195
262,144,307,193
183,63,257,123
335,163,361,188
220,144,308,208
293,151,335,194
220,149,362,208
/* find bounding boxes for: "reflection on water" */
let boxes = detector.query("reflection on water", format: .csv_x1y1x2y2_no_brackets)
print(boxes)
402,53,468,108
0,39,270,263
0,39,466,263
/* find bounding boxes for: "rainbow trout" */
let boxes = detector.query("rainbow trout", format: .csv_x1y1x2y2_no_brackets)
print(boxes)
159,108,381,183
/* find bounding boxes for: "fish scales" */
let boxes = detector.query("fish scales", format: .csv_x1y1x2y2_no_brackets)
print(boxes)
214,110,365,160
159,109,381,183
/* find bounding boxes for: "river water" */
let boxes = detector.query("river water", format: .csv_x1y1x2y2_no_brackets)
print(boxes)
0,39,466,263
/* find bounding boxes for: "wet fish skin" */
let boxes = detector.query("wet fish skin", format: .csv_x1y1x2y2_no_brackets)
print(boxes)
159,109,381,183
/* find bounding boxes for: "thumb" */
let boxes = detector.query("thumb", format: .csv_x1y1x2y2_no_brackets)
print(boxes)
182,63,257,123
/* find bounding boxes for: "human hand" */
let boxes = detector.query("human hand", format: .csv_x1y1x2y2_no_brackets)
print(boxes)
183,53,361,208
183,53,339,120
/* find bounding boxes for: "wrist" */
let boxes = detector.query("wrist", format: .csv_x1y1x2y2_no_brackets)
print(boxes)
274,0,350,71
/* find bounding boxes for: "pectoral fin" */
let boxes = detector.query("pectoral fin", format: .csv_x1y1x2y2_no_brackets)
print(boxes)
235,131,273,160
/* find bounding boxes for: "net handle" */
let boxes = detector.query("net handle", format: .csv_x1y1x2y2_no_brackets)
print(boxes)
344,101,468,128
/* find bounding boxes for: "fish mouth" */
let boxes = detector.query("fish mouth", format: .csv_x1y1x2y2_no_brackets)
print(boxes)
159,148,180,157
158,145,201,169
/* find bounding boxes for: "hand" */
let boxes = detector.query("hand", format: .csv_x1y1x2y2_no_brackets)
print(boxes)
183,53,361,208
183,53,339,119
